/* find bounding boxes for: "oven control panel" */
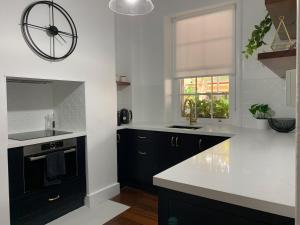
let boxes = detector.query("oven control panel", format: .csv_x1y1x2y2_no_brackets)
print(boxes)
41,141,64,151
24,138,77,156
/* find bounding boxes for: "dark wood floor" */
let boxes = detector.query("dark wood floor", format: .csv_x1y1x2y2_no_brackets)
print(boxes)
104,187,158,225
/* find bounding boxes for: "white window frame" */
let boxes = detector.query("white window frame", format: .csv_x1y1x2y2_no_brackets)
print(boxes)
168,1,242,126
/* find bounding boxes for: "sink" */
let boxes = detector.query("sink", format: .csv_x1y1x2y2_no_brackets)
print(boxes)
168,125,202,130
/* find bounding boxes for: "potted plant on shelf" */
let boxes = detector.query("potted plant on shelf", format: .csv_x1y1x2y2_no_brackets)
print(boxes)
249,104,272,129
243,14,272,58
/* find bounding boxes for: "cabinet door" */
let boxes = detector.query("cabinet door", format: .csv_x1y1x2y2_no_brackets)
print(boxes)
8,148,24,201
165,200,268,225
175,133,201,160
158,188,291,225
158,132,184,172
117,129,129,185
127,130,159,188
158,133,229,172
201,135,229,150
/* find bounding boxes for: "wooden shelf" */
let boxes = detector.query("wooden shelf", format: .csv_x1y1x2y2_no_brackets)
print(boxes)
265,0,296,40
258,49,296,78
116,81,131,86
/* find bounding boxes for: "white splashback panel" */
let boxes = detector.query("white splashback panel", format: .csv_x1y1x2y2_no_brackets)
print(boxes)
7,82,54,134
53,81,86,131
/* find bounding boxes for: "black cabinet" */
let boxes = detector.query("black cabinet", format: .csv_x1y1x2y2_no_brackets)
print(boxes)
127,130,159,191
116,129,229,192
8,136,86,225
158,188,294,225
117,129,159,190
8,147,24,200
158,132,228,172
158,132,205,171
117,129,129,186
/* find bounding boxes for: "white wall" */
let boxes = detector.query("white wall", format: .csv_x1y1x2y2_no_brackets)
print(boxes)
240,0,295,127
0,0,117,224
117,86,132,110
115,0,296,127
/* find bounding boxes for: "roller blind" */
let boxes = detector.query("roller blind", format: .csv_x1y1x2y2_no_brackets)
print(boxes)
175,6,235,78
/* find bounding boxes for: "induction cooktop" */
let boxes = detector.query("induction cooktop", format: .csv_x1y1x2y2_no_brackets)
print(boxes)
8,130,72,141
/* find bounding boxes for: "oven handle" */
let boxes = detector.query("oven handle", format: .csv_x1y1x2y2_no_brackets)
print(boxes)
28,148,76,162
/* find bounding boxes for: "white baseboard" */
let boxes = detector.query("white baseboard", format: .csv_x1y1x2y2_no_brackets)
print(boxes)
85,183,120,207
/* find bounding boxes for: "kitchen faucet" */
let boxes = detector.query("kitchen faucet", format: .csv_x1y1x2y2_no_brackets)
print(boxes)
183,98,197,126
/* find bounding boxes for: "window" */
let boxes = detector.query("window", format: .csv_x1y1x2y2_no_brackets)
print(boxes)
172,5,235,121
180,76,230,119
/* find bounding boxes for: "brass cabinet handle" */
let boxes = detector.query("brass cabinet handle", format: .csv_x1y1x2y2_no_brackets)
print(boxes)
137,136,147,139
175,137,180,148
198,138,202,149
138,151,147,156
48,195,60,202
171,136,175,147
117,134,121,143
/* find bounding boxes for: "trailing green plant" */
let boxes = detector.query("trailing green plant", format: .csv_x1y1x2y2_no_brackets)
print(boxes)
243,14,273,59
249,104,272,119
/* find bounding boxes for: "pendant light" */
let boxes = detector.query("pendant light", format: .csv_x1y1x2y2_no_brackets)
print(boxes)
109,0,154,16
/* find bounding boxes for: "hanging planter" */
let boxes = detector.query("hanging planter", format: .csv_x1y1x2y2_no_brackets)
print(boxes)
243,14,273,58
270,16,296,51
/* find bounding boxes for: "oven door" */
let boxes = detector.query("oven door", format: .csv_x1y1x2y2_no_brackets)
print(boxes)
24,148,78,193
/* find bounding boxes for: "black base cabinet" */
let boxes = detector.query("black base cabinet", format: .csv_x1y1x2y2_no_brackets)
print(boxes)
158,188,294,225
118,129,160,192
117,129,129,187
117,129,229,192
8,136,87,225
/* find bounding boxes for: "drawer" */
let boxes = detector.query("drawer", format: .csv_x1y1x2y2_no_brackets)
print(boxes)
130,130,157,143
10,179,86,220
11,193,84,225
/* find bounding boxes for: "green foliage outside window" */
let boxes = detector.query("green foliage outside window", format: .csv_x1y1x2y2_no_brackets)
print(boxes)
213,97,229,119
182,96,229,119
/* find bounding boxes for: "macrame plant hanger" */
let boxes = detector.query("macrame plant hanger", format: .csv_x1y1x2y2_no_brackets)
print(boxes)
271,16,295,51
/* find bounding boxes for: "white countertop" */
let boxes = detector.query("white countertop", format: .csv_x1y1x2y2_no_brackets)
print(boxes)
119,124,295,218
8,131,87,149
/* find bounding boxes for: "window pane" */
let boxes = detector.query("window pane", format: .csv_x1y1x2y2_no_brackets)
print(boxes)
212,95,229,119
196,95,211,118
212,76,229,93
181,78,196,94
197,77,212,94
181,95,196,117
180,76,230,120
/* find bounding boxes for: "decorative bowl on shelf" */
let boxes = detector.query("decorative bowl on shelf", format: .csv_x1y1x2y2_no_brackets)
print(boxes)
268,118,296,133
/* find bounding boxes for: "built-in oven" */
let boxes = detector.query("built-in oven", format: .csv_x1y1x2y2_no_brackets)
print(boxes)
23,138,78,193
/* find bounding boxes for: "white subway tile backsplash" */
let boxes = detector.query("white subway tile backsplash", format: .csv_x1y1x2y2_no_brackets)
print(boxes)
7,80,86,134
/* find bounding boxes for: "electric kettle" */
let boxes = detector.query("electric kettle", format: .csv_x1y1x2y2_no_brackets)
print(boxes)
119,109,132,125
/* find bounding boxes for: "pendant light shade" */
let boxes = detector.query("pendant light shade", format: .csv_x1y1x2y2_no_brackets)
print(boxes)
109,0,154,16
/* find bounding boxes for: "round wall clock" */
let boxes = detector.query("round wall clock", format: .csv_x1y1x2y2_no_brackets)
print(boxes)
21,1,78,61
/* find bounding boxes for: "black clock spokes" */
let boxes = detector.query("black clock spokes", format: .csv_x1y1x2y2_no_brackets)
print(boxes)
48,25,59,36
21,1,78,61
23,23,77,38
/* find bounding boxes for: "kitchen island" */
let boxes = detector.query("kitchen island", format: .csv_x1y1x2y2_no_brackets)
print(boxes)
119,124,295,224
151,125,295,224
